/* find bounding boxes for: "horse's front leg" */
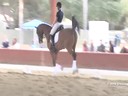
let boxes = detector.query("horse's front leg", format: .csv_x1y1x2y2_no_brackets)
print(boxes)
50,51,57,66
50,51,63,73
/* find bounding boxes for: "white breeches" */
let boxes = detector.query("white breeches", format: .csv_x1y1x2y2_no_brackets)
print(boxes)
50,22,61,35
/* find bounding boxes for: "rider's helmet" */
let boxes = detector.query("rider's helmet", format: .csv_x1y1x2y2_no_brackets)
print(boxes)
56,2,62,8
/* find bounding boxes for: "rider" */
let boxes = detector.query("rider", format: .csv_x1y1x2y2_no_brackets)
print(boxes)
50,2,64,47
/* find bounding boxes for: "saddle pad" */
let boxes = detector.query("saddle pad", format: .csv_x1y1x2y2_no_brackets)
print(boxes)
54,32,60,43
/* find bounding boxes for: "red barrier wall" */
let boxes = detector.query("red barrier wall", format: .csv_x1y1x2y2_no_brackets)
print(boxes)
0,48,128,71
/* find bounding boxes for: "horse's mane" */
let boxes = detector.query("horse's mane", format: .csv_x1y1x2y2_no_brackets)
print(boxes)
41,23,52,28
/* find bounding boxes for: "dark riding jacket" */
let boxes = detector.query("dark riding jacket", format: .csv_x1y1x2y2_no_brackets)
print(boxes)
56,9,63,23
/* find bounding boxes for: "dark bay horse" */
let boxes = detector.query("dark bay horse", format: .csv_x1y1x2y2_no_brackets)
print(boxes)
36,16,80,73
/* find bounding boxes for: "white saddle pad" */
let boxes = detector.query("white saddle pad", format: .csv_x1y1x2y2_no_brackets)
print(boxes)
54,32,60,43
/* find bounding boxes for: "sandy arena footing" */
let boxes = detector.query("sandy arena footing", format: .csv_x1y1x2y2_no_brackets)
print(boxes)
0,63,128,80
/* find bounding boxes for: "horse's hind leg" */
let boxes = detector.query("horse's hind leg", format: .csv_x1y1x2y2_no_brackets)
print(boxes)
72,43,77,60
72,41,78,73
67,48,78,74
71,35,77,60
72,50,78,74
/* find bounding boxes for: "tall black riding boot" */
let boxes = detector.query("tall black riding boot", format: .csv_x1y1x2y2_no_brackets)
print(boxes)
50,35,56,52
50,35,55,46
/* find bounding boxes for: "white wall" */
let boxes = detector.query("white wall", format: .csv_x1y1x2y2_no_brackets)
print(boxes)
89,21,109,45
0,28,35,46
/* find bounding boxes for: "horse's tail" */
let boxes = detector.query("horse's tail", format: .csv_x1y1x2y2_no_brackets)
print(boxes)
72,16,80,35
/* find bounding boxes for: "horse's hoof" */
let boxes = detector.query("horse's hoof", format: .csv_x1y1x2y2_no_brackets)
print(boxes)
61,67,64,71
72,69,78,74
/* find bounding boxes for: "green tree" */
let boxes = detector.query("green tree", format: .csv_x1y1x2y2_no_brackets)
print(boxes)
88,0,122,29
24,0,51,23
0,0,125,30
0,0,19,28
59,0,83,28
24,0,83,28
120,0,128,27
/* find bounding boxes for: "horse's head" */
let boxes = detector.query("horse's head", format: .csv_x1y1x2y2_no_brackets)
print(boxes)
36,24,52,47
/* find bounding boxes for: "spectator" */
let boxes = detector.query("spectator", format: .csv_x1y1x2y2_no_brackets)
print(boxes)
11,38,20,49
120,40,128,53
2,39,9,48
90,40,94,52
12,38,17,45
109,40,114,53
120,47,128,53
97,40,105,52
114,34,121,47
83,40,88,51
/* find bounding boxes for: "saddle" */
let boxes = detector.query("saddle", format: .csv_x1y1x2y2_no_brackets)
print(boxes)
50,25,64,52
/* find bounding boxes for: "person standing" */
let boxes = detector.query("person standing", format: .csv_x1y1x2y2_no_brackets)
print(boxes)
83,40,88,51
109,40,114,53
97,40,105,52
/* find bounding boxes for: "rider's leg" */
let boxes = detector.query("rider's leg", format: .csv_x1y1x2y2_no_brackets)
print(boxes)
50,35,55,46
50,22,61,46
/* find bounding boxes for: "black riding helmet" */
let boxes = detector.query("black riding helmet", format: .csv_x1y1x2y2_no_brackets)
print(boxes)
56,2,62,8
